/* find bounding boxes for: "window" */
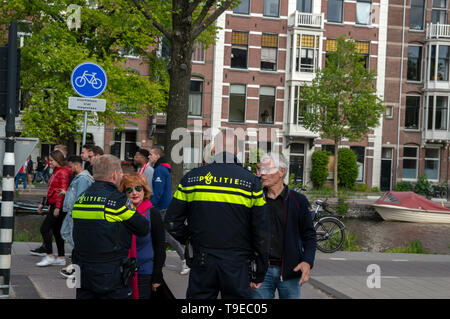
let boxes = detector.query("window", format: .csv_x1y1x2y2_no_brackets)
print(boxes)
351,146,365,182
407,46,422,81
428,96,449,130
410,0,425,30
405,96,421,129
110,130,138,161
424,148,440,180
229,84,246,122
263,0,280,17
192,44,205,63
435,96,448,130
356,0,372,25
189,80,203,116
355,41,370,69
327,0,344,23
432,0,447,24
430,45,450,81
293,86,307,124
297,0,312,12
385,105,393,119
296,35,320,72
259,86,275,124
231,31,249,69
402,147,418,179
261,34,278,71
234,0,250,14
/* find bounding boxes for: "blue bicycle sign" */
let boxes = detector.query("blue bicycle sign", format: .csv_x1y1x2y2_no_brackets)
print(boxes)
71,62,107,98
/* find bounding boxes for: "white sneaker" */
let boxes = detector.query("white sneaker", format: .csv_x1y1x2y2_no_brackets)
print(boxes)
36,255,56,267
180,260,190,275
53,258,66,266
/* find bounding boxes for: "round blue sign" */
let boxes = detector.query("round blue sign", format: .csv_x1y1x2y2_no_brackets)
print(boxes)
71,62,107,98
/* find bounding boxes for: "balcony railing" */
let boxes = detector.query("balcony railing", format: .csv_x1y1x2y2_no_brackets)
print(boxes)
289,11,324,29
426,23,450,39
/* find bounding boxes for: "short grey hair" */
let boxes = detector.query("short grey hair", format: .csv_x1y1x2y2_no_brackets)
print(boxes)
93,154,122,180
260,152,288,176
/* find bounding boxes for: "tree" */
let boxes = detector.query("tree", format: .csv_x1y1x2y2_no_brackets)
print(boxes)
301,35,384,197
0,0,167,144
130,0,240,189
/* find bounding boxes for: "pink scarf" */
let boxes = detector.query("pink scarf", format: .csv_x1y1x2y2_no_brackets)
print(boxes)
128,199,152,299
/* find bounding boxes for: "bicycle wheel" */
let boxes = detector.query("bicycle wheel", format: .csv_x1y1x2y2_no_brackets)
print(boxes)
75,76,86,87
92,78,102,89
315,217,345,253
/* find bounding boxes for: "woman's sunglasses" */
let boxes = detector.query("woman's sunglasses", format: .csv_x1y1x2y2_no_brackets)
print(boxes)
126,186,144,194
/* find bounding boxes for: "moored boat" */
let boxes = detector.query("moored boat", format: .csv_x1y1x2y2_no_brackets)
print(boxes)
372,192,450,224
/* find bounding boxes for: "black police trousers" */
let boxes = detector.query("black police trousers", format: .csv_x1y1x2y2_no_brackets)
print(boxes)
186,253,250,299
75,262,132,299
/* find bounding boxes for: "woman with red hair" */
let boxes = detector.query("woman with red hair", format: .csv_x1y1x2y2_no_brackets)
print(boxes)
119,173,166,299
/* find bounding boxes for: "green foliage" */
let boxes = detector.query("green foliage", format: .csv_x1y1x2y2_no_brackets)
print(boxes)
0,0,169,144
395,181,413,191
353,183,368,192
288,173,304,190
370,186,380,193
342,231,362,252
337,148,359,189
414,174,433,197
244,147,265,175
336,195,349,216
384,240,428,254
310,150,329,188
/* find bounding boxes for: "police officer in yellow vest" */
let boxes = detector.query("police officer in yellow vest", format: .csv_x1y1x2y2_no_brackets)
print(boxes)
165,129,270,299
72,155,149,299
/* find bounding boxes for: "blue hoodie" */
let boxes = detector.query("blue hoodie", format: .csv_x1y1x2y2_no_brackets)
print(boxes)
151,157,172,210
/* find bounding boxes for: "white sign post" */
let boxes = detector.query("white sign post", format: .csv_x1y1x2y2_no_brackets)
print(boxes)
69,62,107,150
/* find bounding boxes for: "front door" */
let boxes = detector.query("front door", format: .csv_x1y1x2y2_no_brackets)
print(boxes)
289,155,304,186
380,159,392,191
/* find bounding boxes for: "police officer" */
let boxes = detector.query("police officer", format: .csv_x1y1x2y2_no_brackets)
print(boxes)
165,129,270,299
72,154,149,299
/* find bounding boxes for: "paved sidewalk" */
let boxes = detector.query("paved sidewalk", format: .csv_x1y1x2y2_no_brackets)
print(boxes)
5,242,450,299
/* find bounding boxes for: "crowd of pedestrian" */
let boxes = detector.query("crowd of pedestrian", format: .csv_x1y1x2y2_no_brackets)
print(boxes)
23,131,316,300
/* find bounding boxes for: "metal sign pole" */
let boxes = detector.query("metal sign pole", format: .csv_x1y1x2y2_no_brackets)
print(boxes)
81,111,87,169
0,21,17,298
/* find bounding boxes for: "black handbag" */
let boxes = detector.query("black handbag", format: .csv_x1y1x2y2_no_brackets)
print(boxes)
152,278,175,299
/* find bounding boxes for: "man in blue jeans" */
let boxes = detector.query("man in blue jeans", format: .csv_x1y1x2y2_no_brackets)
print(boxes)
250,152,316,299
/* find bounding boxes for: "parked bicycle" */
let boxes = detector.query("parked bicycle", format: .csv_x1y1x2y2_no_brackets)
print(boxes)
294,187,346,253
310,199,346,253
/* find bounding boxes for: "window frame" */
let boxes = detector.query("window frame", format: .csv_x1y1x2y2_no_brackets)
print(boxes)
231,31,249,69
188,79,203,117
356,0,372,26
258,86,276,124
404,95,421,131
233,0,251,15
263,0,280,18
409,0,426,31
327,0,344,23
229,84,247,123
407,45,423,82
431,0,447,24
424,147,440,181
402,146,419,181
261,33,278,71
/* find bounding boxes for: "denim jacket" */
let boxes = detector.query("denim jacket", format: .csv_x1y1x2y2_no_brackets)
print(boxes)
61,170,94,247
62,170,94,213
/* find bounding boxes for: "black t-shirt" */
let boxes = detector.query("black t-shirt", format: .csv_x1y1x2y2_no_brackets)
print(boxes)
264,185,288,265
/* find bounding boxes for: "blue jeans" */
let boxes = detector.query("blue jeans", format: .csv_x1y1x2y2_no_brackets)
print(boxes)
33,171,45,183
249,266,301,299
15,172,27,189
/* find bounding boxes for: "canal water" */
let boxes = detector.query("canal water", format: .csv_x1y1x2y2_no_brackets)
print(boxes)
13,212,450,255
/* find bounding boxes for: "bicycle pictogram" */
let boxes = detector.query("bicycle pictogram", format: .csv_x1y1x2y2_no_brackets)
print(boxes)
75,71,103,90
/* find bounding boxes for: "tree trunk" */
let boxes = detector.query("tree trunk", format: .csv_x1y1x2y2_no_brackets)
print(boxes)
165,8,194,192
334,140,339,198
